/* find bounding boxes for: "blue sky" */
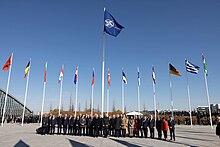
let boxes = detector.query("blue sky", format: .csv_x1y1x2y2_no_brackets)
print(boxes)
0,0,219,113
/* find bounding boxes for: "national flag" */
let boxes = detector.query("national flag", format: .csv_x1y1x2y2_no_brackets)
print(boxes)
91,68,95,86
24,60,31,78
44,62,47,83
58,65,64,84
74,67,78,84
2,54,12,71
104,9,124,37
122,70,127,84
152,66,156,84
185,59,199,74
107,68,111,86
202,53,208,76
137,67,140,86
169,63,181,76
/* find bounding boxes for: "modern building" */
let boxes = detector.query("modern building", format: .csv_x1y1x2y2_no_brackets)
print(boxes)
0,88,32,118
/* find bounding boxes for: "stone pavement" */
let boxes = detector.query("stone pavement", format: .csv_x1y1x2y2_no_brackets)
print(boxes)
0,123,219,147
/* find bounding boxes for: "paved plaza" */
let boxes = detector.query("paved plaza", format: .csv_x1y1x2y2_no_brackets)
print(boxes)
0,123,219,147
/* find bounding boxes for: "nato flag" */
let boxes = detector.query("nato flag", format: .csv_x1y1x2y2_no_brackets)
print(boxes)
104,9,124,37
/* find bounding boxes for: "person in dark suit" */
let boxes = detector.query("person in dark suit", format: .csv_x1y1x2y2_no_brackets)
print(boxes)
48,113,52,134
168,116,175,141
68,115,74,135
57,114,63,135
85,114,90,136
63,114,68,135
72,115,76,135
93,114,100,137
88,115,93,136
51,115,56,135
156,116,162,139
149,115,155,138
142,116,149,138
75,116,80,136
138,115,143,138
109,115,115,136
114,114,122,137
103,113,109,138
42,114,48,135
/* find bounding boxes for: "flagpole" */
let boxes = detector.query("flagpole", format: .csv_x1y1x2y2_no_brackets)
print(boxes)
204,73,213,129
101,29,106,117
74,80,78,116
1,53,13,126
122,78,125,114
185,69,193,127
58,75,63,115
107,88,109,115
40,62,47,127
137,84,140,113
169,69,174,118
152,80,157,124
21,59,31,126
91,84,94,116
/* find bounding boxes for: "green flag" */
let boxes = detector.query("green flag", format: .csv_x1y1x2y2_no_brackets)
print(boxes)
202,53,208,76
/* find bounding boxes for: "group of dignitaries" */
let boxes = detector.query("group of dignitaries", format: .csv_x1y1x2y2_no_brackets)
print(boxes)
41,113,175,141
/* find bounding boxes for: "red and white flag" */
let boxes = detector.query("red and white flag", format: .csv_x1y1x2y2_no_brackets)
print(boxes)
58,64,64,84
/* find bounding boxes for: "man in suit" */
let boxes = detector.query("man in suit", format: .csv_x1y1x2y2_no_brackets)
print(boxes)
156,116,162,139
168,116,175,141
57,114,63,135
51,115,57,135
80,115,86,136
93,114,100,137
142,116,149,138
149,115,155,138
48,113,52,134
42,114,48,135
114,114,122,137
138,115,143,138
63,114,69,135
68,115,74,135
103,113,109,138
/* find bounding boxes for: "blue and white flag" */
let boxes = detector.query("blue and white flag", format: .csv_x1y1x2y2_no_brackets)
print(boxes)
152,66,156,84
137,67,141,86
104,9,124,37
185,60,200,74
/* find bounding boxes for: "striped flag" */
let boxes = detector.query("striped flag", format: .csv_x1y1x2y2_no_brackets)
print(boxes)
44,62,47,83
122,70,127,84
24,60,31,78
202,53,208,76
58,65,64,84
152,66,156,84
107,68,111,86
185,59,200,74
91,68,95,86
137,67,140,86
74,67,78,84
2,54,12,71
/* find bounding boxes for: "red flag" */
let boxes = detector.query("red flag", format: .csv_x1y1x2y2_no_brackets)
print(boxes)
2,54,12,71
107,68,110,86
44,62,47,83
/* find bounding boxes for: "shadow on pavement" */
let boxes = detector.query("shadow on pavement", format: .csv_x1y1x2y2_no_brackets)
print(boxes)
109,138,142,147
68,139,93,147
14,140,30,147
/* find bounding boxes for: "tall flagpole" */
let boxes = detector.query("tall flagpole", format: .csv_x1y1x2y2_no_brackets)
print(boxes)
204,73,213,129
74,79,78,116
152,79,157,123
169,70,174,118
122,78,125,114
137,83,140,112
40,62,47,127
1,53,13,126
186,70,193,127
21,59,31,126
91,84,94,116
58,73,63,115
107,88,109,115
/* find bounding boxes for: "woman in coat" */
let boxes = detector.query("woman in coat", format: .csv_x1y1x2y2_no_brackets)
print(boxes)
128,116,134,137
133,115,139,137
161,117,169,140
121,114,128,137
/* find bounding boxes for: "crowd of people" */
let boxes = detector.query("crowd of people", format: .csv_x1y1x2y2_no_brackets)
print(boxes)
39,113,175,141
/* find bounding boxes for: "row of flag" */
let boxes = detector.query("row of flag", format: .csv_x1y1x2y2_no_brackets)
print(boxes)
1,53,208,87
